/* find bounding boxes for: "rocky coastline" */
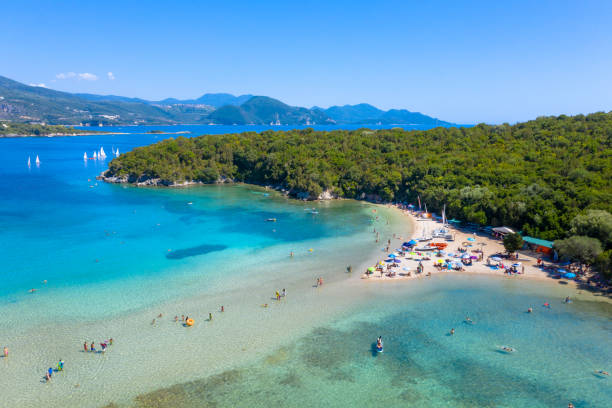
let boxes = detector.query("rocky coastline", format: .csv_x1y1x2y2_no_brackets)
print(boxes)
97,170,340,200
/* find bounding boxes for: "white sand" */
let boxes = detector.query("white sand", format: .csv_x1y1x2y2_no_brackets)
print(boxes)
361,209,557,283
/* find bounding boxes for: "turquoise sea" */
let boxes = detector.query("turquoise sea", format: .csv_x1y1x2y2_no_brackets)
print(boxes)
135,276,612,408
1,124,611,408
0,124,410,328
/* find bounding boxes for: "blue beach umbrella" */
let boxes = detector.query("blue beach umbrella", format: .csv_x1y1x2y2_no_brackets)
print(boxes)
467,237,475,242
408,240,417,246
393,259,402,263
564,272,576,279
388,254,396,258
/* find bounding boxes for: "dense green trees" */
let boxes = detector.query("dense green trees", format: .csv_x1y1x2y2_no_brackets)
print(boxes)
503,233,524,254
106,112,612,242
554,236,603,265
0,122,94,136
570,210,612,247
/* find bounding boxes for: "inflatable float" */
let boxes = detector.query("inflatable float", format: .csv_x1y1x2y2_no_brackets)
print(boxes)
185,318,194,327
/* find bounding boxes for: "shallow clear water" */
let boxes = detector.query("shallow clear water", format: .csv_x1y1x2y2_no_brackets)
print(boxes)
0,124,402,329
130,276,612,408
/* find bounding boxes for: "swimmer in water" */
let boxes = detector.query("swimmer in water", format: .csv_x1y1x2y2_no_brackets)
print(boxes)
528,307,533,313
221,306,224,312
465,317,473,324
29,288,36,293
596,370,610,376
502,346,515,352
450,328,455,335
564,296,570,303
543,302,550,308
3,346,8,358
158,313,163,318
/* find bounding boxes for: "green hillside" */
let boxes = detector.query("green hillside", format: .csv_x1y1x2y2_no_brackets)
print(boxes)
103,112,612,241
0,76,175,125
0,75,457,126
0,121,99,136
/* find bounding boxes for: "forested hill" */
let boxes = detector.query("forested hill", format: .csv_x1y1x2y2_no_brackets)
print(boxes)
0,122,99,136
102,112,612,240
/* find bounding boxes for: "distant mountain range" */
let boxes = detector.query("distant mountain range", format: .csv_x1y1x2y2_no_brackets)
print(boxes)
0,75,456,126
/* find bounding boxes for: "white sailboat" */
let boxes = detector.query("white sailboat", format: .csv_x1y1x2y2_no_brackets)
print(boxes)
115,148,119,157
100,147,106,159
83,152,88,160
27,156,31,167
93,151,98,159
35,155,40,165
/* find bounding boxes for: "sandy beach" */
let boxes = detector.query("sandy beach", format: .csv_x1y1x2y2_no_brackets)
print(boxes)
361,207,570,284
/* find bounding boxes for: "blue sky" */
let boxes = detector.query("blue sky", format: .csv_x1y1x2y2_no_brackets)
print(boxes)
1,0,611,123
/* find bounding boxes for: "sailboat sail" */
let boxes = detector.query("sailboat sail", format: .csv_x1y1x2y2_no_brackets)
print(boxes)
442,204,447,225
115,148,119,157
83,152,88,160
35,155,40,165
100,147,106,158
27,156,31,166
94,151,97,159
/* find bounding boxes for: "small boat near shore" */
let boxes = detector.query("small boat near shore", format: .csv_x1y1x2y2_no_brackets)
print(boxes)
414,246,435,252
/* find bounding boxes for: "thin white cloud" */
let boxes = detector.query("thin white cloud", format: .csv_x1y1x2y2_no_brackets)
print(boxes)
55,72,98,81
56,72,76,79
29,83,47,88
107,72,115,80
78,73,98,81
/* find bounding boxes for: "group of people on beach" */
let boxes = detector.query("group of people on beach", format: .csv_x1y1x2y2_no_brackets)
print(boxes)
44,359,65,382
275,288,287,300
83,338,113,354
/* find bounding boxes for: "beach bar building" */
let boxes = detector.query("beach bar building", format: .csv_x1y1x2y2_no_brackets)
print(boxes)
522,236,553,255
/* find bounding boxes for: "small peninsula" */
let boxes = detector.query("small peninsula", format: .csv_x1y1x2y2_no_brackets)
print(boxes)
100,111,612,242
0,121,102,137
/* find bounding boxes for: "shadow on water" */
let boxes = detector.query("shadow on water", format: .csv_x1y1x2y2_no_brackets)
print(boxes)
370,342,381,357
165,244,227,260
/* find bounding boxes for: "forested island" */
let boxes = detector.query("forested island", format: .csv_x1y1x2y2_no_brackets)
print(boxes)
0,122,100,137
101,112,612,244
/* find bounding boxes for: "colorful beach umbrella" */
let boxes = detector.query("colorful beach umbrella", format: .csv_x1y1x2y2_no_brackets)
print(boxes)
467,237,475,242
564,272,576,279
